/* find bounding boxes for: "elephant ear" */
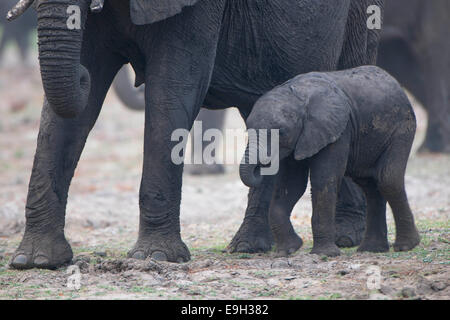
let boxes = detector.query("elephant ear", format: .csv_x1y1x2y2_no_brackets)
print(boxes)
130,0,200,25
294,82,351,161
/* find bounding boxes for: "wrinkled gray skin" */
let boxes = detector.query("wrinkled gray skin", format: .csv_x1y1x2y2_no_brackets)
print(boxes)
10,0,383,269
0,0,36,61
377,0,450,153
240,66,421,257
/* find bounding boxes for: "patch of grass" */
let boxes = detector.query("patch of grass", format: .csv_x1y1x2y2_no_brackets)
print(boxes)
129,286,157,294
257,289,278,297
285,293,343,300
250,270,281,279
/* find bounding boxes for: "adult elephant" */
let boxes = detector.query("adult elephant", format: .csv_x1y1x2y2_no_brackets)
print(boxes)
377,0,450,153
9,0,382,269
0,0,36,62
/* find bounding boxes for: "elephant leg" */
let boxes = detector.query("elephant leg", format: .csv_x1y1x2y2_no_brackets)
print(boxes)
269,157,308,257
10,48,124,270
376,138,420,252
16,32,30,62
227,109,275,254
0,31,8,62
185,108,227,175
127,2,225,263
356,180,389,253
227,175,275,253
418,68,450,154
309,133,351,257
335,178,367,248
416,8,450,154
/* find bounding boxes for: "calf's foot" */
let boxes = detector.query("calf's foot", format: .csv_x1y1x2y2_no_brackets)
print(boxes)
335,208,366,248
128,232,190,263
10,230,73,270
357,238,390,253
394,230,420,252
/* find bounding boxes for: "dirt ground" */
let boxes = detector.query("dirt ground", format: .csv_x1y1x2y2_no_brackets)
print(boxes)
0,52,449,300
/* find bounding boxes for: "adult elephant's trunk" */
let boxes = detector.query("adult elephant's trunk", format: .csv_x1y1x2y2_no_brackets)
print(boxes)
37,0,90,118
239,139,267,188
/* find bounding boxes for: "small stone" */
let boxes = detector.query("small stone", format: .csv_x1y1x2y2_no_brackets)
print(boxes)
94,251,107,257
122,270,135,278
379,285,395,296
431,281,447,292
271,260,290,269
73,255,91,264
369,293,391,300
338,270,349,276
401,287,416,298
349,264,361,270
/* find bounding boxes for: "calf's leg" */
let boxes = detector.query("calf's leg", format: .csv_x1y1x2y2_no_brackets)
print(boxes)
269,157,309,256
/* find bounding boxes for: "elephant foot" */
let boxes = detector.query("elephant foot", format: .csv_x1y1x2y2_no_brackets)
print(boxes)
10,230,73,270
227,217,273,253
184,164,225,176
311,242,341,257
128,232,190,263
418,133,450,154
335,209,366,248
274,233,303,257
394,232,420,252
357,238,390,253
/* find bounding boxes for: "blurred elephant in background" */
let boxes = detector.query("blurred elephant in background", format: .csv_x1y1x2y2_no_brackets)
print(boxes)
8,0,382,269
377,0,450,153
0,0,36,62
112,65,227,175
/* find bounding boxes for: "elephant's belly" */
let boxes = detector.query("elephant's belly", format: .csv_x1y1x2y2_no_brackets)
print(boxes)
209,0,350,108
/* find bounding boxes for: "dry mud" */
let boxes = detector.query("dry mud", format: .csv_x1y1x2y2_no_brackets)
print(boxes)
0,64,449,300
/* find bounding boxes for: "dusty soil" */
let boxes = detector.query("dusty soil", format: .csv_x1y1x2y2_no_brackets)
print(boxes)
0,57,449,300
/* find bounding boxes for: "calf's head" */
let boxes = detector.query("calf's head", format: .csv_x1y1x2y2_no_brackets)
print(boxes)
240,78,352,188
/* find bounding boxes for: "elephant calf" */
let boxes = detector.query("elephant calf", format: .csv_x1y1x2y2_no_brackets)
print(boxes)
240,66,420,257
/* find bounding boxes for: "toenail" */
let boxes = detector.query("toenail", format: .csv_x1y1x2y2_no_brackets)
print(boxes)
12,254,27,266
151,251,168,261
131,251,146,260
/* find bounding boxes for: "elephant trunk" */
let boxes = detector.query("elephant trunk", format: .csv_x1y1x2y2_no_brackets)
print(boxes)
37,0,90,118
239,139,268,188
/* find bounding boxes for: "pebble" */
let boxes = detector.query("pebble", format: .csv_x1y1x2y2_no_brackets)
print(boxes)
349,263,361,270
337,270,349,276
369,293,391,300
401,287,416,298
431,281,447,292
379,285,395,296
271,260,290,269
94,251,107,257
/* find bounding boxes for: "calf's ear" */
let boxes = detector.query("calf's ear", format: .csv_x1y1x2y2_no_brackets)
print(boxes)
130,0,200,25
294,86,351,161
